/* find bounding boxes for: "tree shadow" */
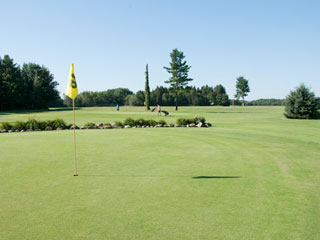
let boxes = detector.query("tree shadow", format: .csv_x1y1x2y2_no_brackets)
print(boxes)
0,107,81,115
206,112,263,114
192,176,241,179
78,175,241,179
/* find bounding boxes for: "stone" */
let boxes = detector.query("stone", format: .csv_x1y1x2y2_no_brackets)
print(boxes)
8,130,13,133
97,123,103,127
45,126,53,131
156,124,162,127
20,130,25,132
15,130,19,132
124,125,132,128
34,129,41,131
197,122,203,127
174,124,181,127
27,129,33,132
206,123,212,127
56,128,63,131
189,123,196,127
103,125,112,129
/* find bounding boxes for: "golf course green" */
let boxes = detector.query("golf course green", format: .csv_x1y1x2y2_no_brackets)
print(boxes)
0,106,319,239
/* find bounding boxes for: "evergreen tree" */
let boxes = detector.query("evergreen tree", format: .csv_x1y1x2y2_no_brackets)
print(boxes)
284,84,319,119
164,49,192,110
21,63,59,109
235,76,250,106
0,55,22,110
144,64,151,110
213,84,230,106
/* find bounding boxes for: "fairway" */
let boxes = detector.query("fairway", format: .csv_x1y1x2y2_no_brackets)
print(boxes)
1,106,319,239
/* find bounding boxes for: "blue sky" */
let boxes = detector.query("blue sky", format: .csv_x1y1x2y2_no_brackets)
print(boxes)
1,0,319,100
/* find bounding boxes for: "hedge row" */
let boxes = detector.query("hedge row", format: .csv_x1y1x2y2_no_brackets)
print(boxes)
0,116,210,132
0,118,68,131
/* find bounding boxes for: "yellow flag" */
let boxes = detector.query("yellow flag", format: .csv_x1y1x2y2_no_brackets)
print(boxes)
66,64,78,99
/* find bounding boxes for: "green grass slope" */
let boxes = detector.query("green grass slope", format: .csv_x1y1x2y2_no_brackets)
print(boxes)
0,106,319,239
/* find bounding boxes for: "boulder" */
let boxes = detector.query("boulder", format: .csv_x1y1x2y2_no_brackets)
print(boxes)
20,130,25,132
26,129,33,132
197,122,203,128
56,128,63,131
97,123,103,127
124,125,132,128
174,124,181,127
80,126,86,130
103,125,112,129
45,126,53,131
8,130,14,133
189,123,196,127
34,129,42,131
206,123,212,127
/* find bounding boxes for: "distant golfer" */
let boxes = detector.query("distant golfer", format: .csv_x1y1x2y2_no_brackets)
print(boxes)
116,104,120,111
157,104,161,115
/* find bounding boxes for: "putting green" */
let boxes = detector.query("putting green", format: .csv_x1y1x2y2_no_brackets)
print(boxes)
0,106,319,239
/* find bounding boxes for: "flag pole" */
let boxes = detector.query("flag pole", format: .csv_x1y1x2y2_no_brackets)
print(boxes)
73,99,78,176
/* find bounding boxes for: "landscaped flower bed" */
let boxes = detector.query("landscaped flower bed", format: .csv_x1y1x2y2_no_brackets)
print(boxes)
0,117,212,133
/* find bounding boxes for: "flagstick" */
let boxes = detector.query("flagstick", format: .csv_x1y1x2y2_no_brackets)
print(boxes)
73,99,78,176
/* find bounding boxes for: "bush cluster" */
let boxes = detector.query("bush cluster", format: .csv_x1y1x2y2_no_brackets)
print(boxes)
119,118,167,127
0,118,68,131
176,116,206,125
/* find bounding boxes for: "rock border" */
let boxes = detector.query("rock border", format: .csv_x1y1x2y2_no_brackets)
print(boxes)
0,122,212,133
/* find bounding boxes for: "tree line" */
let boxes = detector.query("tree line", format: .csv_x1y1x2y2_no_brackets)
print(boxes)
63,84,232,107
1,52,294,111
0,55,62,111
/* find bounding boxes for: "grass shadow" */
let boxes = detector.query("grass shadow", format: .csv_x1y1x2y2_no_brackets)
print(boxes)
192,176,241,179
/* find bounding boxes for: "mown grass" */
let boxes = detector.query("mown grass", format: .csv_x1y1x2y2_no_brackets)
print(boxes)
0,106,319,239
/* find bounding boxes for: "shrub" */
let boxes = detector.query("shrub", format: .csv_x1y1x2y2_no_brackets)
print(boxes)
176,118,193,125
123,118,135,126
0,122,13,130
136,118,148,126
158,120,167,125
84,122,96,127
114,121,123,127
147,119,158,126
47,119,67,129
284,84,319,119
25,119,38,130
194,116,206,124
13,121,28,131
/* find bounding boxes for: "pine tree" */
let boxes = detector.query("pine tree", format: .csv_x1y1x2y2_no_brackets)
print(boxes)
145,64,150,110
284,84,319,119
164,49,192,110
